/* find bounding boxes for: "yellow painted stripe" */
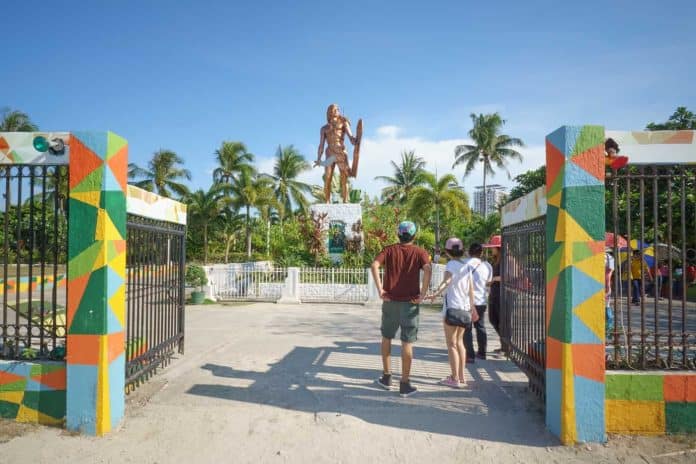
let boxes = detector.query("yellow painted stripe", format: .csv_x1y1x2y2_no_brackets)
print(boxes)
95,334,111,435
561,342,577,444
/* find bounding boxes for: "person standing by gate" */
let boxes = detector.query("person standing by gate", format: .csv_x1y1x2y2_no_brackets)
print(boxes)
483,235,503,352
464,243,493,362
371,221,432,397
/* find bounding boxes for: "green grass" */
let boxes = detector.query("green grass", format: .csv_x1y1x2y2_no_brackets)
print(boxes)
688,284,696,303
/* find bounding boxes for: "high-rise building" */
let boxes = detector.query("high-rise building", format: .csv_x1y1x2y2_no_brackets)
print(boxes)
473,184,507,216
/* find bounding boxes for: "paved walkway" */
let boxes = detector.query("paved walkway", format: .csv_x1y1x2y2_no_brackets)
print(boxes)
1,303,692,463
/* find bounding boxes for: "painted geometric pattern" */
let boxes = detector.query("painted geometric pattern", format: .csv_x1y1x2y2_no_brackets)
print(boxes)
0,132,70,164
0,361,66,425
606,373,696,434
0,274,66,295
545,126,606,444
66,132,127,436
127,184,187,225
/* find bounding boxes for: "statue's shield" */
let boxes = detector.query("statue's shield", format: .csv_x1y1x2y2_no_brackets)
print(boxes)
350,118,362,178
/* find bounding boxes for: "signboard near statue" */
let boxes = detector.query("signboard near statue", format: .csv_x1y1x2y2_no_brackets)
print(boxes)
328,221,346,254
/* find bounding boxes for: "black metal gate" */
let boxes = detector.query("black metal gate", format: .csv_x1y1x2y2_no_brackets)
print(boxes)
501,216,546,400
125,213,185,390
1,165,68,360
606,165,695,370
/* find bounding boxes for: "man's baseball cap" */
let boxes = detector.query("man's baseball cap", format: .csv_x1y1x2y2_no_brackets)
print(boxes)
445,237,463,251
397,221,417,239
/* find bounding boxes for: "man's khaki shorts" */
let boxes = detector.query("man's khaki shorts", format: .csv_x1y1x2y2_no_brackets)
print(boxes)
381,300,419,343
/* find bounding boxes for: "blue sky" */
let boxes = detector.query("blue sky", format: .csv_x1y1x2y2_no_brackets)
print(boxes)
4,1,695,200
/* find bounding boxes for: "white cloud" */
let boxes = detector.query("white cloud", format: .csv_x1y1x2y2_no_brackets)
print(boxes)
294,125,546,203
375,125,402,139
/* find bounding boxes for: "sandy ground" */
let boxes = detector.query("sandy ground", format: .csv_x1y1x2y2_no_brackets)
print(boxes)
1,302,695,464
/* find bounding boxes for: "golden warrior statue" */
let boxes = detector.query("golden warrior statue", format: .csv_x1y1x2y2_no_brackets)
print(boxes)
315,104,363,203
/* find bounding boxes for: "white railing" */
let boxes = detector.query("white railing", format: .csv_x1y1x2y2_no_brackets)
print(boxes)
299,267,369,303
206,264,287,301
204,263,447,304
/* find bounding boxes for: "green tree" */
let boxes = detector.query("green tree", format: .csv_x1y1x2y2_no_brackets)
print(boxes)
508,166,546,202
374,150,427,205
128,150,191,198
228,170,275,258
453,113,524,216
265,145,311,219
0,108,38,131
217,207,245,263
459,212,501,245
212,141,255,187
407,172,470,248
186,185,226,264
646,107,696,130
310,172,360,204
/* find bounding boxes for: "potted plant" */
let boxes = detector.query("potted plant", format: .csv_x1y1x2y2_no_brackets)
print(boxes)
186,264,208,305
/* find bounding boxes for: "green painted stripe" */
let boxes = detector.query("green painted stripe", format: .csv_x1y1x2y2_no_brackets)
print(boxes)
665,403,696,433
606,374,664,401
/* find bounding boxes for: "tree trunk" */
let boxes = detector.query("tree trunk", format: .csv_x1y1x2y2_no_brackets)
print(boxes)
435,200,440,249
245,205,252,258
482,161,488,218
203,224,208,264
224,234,232,263
266,219,271,256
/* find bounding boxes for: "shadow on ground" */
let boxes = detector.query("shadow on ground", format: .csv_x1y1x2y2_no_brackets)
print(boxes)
186,340,556,447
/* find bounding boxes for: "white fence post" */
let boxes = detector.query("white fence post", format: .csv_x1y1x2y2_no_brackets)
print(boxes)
366,268,381,304
278,267,301,304
204,266,218,302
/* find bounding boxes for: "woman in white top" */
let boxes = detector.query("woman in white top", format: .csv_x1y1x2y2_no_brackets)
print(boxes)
426,237,476,389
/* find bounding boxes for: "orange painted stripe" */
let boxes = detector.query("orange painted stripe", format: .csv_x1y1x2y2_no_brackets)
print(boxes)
31,368,66,390
66,334,100,365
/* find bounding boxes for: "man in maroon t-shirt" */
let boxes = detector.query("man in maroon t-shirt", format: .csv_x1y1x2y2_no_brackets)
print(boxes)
370,221,432,397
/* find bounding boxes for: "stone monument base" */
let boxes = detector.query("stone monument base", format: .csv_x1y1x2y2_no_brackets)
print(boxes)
309,203,363,263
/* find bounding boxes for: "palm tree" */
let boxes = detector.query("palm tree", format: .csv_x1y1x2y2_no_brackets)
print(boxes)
310,172,360,204
228,169,275,258
218,206,245,263
186,185,226,264
375,150,427,204
265,145,311,220
407,172,470,247
453,113,524,217
213,141,254,187
128,149,191,198
30,166,69,213
0,108,38,131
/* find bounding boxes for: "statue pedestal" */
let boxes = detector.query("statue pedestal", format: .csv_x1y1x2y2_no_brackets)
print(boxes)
310,203,363,263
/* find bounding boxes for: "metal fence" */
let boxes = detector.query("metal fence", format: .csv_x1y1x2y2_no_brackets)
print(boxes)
125,214,185,390
606,165,695,370
0,165,68,360
501,216,546,400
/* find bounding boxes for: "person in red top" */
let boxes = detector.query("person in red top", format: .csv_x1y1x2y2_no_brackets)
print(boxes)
371,221,432,397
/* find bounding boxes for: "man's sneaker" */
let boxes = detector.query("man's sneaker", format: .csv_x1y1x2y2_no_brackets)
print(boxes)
399,381,417,397
375,373,392,390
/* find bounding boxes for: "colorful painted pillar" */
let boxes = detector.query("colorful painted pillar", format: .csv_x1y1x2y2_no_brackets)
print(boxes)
545,126,606,443
66,132,128,435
